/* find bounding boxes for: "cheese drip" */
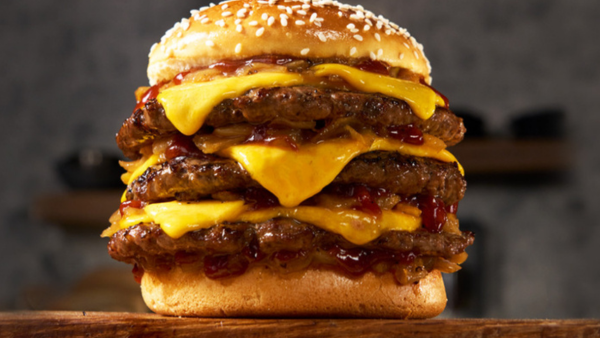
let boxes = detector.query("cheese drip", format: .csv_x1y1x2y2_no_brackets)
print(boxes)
103,200,422,245
157,63,444,136
219,133,462,208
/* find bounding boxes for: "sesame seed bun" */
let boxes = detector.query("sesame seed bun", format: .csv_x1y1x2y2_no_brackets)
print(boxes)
148,0,431,85
141,266,447,318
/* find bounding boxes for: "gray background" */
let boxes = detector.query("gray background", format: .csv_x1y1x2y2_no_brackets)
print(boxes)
1,0,599,318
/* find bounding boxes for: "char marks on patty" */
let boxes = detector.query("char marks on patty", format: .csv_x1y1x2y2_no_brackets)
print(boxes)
108,220,475,267
117,86,465,159
126,151,465,206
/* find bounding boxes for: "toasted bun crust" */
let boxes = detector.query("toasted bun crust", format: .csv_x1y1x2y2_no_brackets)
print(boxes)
141,266,446,318
148,0,431,85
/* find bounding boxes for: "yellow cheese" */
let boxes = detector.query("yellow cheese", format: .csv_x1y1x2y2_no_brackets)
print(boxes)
157,64,443,136
219,133,462,208
104,200,421,244
120,154,161,202
312,64,445,120
157,72,304,136
144,200,247,238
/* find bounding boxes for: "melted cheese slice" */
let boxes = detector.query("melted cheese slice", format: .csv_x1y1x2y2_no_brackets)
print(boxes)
103,200,421,244
158,72,304,135
120,154,161,202
219,134,462,208
157,64,443,136
312,64,446,120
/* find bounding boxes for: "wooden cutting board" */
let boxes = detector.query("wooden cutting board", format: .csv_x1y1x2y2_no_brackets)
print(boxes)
1,312,599,337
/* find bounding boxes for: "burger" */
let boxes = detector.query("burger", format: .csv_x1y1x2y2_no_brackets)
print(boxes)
103,0,474,318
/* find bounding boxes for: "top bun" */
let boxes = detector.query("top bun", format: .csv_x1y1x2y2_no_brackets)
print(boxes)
148,0,431,85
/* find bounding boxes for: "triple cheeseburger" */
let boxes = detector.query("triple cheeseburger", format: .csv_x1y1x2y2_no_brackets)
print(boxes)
103,0,474,318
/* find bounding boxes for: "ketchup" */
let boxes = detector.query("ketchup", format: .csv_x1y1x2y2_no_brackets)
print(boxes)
119,200,145,216
446,202,459,215
209,55,297,75
173,71,191,85
246,124,299,150
417,195,447,233
355,59,389,75
327,184,386,217
204,254,249,279
387,124,424,145
165,134,207,160
420,79,449,109
329,246,417,275
134,84,160,112
132,264,144,284
244,187,280,210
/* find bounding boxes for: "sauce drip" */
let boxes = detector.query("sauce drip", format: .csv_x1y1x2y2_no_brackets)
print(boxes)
355,60,389,75
327,184,387,217
165,134,207,160
246,124,299,150
420,79,449,108
209,55,297,75
134,84,160,112
204,254,249,279
119,200,146,216
404,195,447,233
132,264,144,284
387,124,424,145
244,187,280,210
329,245,416,275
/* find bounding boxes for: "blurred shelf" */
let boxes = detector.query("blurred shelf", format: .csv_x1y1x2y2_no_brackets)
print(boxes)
32,189,122,230
451,139,571,175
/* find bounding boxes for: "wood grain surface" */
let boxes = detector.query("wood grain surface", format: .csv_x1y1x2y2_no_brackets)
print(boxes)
1,312,599,338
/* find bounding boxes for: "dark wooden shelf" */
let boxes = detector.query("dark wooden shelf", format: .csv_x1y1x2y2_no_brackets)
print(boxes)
451,139,571,175
1,312,598,337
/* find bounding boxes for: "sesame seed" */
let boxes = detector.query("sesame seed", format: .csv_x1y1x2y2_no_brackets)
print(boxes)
400,53,404,60
385,29,392,35
262,13,269,20
206,40,215,47
357,4,364,10
377,49,383,57
351,28,359,33
181,19,190,30
297,10,307,15
353,34,363,41
413,50,419,59
310,12,317,22
281,17,288,26
286,7,293,14
256,27,265,37
350,47,357,56
365,19,373,26
338,11,343,17
222,11,232,17
350,14,359,20
370,51,376,60
235,43,242,54
278,5,286,10
317,32,327,42
249,20,258,26
268,16,275,26
292,5,301,9
193,13,201,20
363,25,370,31
301,48,310,55
302,4,310,9
244,3,251,8
314,21,321,27
237,8,247,17
403,42,410,48
200,6,209,11
347,23,355,29
235,19,242,24
209,3,215,7
296,20,305,25
190,9,199,16
236,24,243,32
221,4,229,10
280,13,288,19
216,19,225,27
315,17,324,22
376,21,383,29
374,33,381,41
201,18,210,24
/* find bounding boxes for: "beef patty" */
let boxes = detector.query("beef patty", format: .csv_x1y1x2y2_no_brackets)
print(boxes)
108,219,475,270
117,86,465,159
125,151,465,206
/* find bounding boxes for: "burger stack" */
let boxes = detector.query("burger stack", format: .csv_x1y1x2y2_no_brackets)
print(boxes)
103,0,474,318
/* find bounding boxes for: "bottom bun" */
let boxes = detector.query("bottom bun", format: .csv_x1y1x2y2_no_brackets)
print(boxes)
141,266,447,318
